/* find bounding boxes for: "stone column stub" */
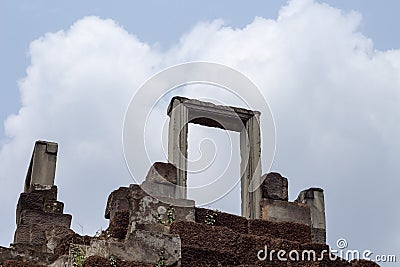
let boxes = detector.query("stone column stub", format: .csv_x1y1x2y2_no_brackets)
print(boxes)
24,140,58,193
296,188,327,243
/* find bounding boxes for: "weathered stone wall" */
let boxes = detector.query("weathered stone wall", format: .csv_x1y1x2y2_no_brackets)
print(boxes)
0,142,379,267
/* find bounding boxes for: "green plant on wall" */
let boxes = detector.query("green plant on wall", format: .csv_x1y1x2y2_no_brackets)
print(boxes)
155,255,165,267
109,255,117,267
70,244,87,267
155,205,176,226
205,209,219,225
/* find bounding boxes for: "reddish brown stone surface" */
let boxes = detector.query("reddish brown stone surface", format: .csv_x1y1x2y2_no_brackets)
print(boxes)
107,210,130,239
248,219,312,243
105,187,130,219
53,232,92,259
195,207,248,234
2,260,46,267
82,255,153,267
350,259,381,266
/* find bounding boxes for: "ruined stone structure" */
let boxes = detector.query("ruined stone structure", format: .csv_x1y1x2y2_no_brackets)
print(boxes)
0,97,379,267
167,96,262,219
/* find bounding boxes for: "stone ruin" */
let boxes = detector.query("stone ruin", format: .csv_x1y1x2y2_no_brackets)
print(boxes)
0,97,379,266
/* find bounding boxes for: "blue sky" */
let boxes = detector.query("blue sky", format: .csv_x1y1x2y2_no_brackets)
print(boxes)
1,1,399,265
1,0,399,136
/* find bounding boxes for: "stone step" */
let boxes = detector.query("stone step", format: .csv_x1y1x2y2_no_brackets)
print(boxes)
170,221,302,265
181,245,240,267
248,219,311,243
195,207,248,234
195,208,312,243
18,210,72,228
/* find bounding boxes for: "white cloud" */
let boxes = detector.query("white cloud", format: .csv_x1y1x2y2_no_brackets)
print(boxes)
1,0,399,260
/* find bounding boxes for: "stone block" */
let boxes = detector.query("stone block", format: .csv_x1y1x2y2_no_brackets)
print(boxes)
145,162,177,184
141,162,180,198
16,193,44,224
260,198,311,226
107,211,130,239
44,200,64,214
122,230,181,266
72,231,181,266
18,210,72,228
311,227,326,244
29,185,58,201
104,187,130,219
260,172,288,201
296,188,326,243
13,225,47,252
43,225,75,253
141,180,177,199
128,187,195,234
248,219,311,243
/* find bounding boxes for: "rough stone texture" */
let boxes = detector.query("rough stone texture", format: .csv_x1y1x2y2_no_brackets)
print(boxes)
122,230,181,266
43,200,64,214
141,162,180,198
261,172,288,201
16,193,44,224
18,210,72,228
296,188,326,243
128,184,195,234
0,138,378,266
260,198,311,226
63,231,181,266
195,207,248,234
107,210,130,239
105,186,130,219
181,246,239,267
24,141,58,192
13,225,47,251
350,259,381,266
145,162,178,184
82,255,153,267
29,185,58,200
0,245,53,266
171,221,304,266
53,232,92,259
141,179,177,199
2,260,46,267
248,219,312,243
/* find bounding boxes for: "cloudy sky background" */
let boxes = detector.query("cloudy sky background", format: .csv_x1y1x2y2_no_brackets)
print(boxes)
1,0,399,264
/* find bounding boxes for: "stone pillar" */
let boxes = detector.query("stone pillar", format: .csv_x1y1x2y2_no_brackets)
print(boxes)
14,140,73,253
24,140,58,193
168,99,188,199
296,188,326,243
240,114,262,219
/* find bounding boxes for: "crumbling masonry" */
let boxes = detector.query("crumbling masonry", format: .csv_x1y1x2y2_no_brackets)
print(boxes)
0,97,379,267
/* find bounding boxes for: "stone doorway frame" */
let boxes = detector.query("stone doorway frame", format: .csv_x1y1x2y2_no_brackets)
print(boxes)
167,96,262,219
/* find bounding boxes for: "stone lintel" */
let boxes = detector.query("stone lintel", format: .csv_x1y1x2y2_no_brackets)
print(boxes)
167,96,260,132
